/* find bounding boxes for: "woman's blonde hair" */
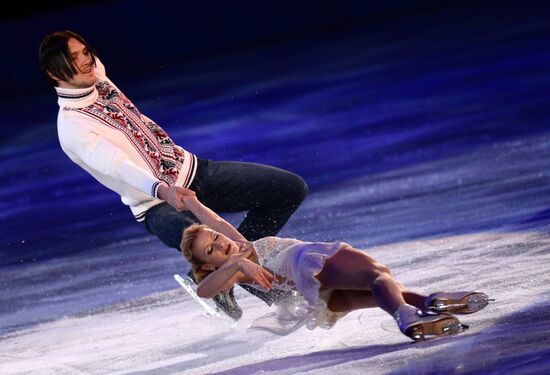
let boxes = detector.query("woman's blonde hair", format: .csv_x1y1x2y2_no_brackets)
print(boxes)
180,223,212,282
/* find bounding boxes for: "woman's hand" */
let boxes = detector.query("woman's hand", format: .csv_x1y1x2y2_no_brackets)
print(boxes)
224,246,253,265
237,258,275,290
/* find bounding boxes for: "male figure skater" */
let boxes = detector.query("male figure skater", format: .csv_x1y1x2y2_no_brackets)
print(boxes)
38,30,308,319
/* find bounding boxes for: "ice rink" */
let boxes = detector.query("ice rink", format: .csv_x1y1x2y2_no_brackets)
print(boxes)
1,2,549,374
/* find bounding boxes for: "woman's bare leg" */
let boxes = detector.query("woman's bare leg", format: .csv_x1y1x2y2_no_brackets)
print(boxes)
396,283,429,309
326,288,429,312
315,246,406,315
402,291,429,309
315,250,429,310
316,247,468,340
326,290,378,312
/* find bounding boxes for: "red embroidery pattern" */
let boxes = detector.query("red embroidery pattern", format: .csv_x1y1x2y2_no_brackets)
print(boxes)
76,81,184,186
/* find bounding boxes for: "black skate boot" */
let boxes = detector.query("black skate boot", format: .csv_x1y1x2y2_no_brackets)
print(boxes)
187,270,243,320
213,288,243,321
425,291,493,314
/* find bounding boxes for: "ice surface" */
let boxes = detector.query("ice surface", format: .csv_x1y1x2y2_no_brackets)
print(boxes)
1,229,549,374
1,3,550,374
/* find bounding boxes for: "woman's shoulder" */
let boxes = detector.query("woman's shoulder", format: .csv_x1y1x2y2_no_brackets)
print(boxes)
252,236,303,254
253,236,303,246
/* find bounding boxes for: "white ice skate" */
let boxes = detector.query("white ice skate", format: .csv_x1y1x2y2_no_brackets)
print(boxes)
394,304,467,342
425,291,493,314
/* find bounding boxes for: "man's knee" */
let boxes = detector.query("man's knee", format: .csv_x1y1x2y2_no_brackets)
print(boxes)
286,173,309,204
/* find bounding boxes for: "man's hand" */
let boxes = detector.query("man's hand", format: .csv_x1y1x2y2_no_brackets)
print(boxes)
157,184,196,211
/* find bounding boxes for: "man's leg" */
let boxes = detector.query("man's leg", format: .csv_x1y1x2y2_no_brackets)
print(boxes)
142,202,198,249
190,159,308,240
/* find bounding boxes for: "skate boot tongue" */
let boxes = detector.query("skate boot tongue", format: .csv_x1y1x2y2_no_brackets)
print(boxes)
393,305,421,327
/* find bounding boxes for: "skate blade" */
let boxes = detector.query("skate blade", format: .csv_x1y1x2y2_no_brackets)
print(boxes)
407,318,468,342
431,293,494,314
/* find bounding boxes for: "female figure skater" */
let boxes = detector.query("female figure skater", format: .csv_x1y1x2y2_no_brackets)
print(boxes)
179,193,490,341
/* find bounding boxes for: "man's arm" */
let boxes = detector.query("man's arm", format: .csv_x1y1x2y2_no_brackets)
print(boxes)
61,115,193,209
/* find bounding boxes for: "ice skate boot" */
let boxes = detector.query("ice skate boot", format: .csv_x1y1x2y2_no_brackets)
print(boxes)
213,288,243,321
394,304,466,341
425,291,493,314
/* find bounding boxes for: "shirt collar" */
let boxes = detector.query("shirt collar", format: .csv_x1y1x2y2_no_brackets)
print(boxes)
55,84,99,109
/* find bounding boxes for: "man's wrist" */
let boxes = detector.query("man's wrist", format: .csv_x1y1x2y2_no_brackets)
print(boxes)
155,182,169,200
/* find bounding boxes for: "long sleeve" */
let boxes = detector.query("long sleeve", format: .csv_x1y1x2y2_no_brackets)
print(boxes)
59,113,163,198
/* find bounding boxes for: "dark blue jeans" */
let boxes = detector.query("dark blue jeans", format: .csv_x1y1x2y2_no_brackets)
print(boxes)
143,158,308,249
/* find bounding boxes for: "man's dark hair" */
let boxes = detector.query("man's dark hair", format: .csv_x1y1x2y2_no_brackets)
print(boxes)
38,30,96,87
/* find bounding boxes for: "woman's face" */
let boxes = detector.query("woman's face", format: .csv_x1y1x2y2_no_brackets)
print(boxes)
191,227,240,268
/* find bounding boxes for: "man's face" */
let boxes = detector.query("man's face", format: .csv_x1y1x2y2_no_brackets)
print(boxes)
54,38,97,89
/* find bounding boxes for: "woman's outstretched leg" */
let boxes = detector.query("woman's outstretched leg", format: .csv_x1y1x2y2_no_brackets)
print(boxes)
397,285,429,309
325,283,438,313
315,245,464,341
326,290,378,312
315,245,405,315
315,247,461,313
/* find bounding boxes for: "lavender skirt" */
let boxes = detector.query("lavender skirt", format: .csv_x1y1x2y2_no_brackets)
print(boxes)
249,241,350,335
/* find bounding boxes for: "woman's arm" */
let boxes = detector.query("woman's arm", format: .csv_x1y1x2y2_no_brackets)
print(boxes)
196,261,245,298
197,257,275,298
183,195,247,242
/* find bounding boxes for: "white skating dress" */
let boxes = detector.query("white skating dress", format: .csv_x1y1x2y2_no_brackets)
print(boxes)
245,236,350,335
